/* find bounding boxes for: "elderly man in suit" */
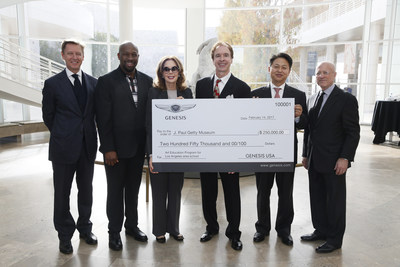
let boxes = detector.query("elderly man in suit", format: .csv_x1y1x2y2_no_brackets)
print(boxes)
195,41,251,251
95,42,153,251
301,62,360,253
42,39,98,254
251,53,307,246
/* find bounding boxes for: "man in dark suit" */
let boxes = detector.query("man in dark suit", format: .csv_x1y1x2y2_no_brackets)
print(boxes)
301,62,360,253
195,41,251,251
42,40,98,254
251,53,307,246
95,42,153,251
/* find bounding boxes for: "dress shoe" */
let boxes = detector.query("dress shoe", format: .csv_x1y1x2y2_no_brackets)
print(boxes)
253,232,266,242
316,242,339,253
126,228,148,242
301,232,326,241
156,236,166,243
278,234,293,246
200,231,217,242
109,233,122,251
59,240,73,254
171,234,184,241
79,232,98,245
231,238,243,251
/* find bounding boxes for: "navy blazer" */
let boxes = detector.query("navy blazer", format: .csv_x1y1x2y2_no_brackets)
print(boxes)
146,87,193,155
95,66,153,158
195,74,251,99
251,84,308,165
42,69,98,164
302,85,360,173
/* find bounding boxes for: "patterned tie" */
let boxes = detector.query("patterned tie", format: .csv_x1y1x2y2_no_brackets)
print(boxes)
214,79,222,98
274,87,281,98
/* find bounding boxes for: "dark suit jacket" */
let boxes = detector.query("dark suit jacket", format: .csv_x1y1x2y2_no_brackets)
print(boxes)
42,69,98,164
146,87,193,155
251,84,308,165
95,66,153,158
302,85,360,173
195,74,250,99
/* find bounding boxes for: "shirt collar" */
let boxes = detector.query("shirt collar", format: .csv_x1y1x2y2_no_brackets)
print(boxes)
321,84,335,96
65,68,82,78
214,72,231,85
270,82,285,90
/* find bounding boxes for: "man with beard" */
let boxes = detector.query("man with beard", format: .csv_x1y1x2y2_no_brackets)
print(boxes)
95,42,153,251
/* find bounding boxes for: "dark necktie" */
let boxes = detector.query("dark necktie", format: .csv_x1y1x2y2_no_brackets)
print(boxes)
313,91,325,119
72,74,86,113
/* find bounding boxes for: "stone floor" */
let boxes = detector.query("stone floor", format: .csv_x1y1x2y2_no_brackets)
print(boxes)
0,126,399,266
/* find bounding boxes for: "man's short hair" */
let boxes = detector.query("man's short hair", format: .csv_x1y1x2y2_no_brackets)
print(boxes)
61,39,85,54
211,41,234,60
270,52,293,69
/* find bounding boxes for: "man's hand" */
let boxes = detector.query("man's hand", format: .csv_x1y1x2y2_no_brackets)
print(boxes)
302,157,308,170
334,158,348,175
105,151,119,166
149,156,159,174
295,104,302,118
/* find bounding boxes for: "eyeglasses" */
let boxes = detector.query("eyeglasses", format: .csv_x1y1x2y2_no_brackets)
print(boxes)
163,66,179,72
316,71,331,77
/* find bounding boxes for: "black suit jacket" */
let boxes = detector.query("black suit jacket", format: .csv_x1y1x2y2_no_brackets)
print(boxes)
195,74,251,99
302,85,360,173
95,66,153,158
146,87,193,155
251,84,308,165
42,69,98,164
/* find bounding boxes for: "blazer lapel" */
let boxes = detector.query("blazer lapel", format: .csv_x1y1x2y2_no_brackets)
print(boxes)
317,86,340,123
219,75,234,98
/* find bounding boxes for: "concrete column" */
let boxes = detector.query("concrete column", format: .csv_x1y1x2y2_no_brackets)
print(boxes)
326,44,335,63
186,5,205,87
365,22,381,106
119,0,133,42
381,0,400,98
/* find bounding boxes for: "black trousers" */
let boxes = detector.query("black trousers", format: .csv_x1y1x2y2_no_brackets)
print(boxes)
150,172,184,236
104,153,145,234
200,172,241,239
255,171,294,237
52,145,94,241
308,163,346,248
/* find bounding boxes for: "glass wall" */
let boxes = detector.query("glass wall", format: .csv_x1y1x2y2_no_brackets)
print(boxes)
205,0,397,123
0,0,399,125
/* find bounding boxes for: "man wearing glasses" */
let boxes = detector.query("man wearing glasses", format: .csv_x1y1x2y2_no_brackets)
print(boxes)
301,62,360,253
95,42,153,251
195,41,251,251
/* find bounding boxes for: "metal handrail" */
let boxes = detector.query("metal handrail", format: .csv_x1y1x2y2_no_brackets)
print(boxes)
292,0,364,35
0,37,64,90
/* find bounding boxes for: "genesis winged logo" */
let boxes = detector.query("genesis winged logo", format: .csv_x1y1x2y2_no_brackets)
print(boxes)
155,104,196,113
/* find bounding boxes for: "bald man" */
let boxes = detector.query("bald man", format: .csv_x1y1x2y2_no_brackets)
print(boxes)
301,62,360,253
95,42,153,251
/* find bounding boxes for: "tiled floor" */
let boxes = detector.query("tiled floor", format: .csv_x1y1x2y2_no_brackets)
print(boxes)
0,126,399,266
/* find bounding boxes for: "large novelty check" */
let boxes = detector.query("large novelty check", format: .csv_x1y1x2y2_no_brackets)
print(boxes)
152,98,294,172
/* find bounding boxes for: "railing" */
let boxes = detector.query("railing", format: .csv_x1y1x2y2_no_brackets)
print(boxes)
0,37,64,90
293,0,365,35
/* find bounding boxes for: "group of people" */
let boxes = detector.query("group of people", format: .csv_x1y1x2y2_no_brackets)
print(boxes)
42,39,360,255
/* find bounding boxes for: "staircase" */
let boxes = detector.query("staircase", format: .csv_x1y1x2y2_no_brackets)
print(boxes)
0,37,64,107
